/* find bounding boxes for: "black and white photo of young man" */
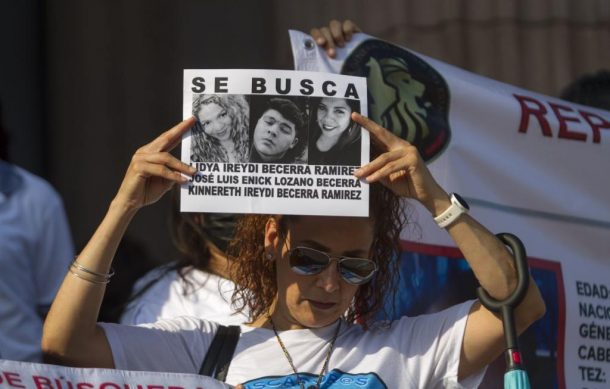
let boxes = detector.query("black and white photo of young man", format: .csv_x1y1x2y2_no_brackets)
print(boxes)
248,96,308,164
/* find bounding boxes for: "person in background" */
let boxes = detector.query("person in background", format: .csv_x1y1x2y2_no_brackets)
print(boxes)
97,235,157,323
559,69,610,110
310,19,361,59
0,101,75,361
119,188,247,326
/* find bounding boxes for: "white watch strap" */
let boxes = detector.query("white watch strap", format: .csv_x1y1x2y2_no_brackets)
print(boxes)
434,194,469,228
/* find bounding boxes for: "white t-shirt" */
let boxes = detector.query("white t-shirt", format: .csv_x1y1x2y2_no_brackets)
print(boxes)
0,162,74,361
120,265,248,326
101,301,484,388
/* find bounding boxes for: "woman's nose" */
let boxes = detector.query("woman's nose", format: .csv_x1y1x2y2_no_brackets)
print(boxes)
315,260,341,293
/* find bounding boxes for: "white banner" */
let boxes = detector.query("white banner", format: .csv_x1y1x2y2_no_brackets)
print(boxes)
290,30,610,389
181,69,369,217
0,359,231,389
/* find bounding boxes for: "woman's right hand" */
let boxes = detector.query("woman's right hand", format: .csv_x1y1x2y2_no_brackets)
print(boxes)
113,117,197,211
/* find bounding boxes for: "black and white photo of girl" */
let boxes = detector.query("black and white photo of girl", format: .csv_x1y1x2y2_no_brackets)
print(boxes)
190,94,250,163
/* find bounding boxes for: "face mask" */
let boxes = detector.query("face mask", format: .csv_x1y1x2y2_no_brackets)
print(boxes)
202,213,238,253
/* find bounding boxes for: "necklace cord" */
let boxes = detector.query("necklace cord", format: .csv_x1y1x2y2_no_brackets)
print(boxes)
268,316,342,389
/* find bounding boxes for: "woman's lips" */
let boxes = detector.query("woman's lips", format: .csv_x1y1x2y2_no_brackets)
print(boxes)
308,300,337,310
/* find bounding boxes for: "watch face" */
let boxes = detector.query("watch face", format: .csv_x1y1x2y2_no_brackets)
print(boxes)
453,193,470,210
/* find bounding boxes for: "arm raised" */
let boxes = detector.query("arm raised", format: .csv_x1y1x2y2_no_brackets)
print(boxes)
42,118,197,367
352,113,546,380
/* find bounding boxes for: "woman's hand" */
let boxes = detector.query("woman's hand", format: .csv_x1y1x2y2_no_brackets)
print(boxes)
310,19,361,58
113,117,197,211
352,113,449,213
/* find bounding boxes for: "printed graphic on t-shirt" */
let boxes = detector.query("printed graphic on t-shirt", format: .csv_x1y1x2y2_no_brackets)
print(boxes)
242,369,387,388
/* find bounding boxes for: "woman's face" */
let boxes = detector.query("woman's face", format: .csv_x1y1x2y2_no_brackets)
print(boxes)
253,109,298,161
197,102,232,142
316,98,352,137
266,216,374,330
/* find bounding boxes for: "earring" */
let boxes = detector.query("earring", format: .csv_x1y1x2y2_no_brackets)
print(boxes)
265,253,273,260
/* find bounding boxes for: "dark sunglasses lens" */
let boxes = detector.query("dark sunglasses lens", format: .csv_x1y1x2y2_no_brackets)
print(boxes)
290,248,329,275
339,258,377,284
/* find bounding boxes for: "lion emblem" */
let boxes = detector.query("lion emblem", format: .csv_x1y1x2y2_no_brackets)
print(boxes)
342,39,451,161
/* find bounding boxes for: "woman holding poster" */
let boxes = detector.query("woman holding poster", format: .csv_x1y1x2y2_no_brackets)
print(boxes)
308,97,361,166
42,114,545,388
191,94,250,163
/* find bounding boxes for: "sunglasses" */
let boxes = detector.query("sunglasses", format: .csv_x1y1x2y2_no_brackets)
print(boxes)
288,246,378,285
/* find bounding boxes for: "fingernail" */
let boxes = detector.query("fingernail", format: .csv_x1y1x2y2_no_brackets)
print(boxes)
316,37,325,45
353,168,362,176
328,48,335,57
189,166,197,173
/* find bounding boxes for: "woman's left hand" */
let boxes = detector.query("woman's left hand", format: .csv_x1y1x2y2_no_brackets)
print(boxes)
352,113,449,212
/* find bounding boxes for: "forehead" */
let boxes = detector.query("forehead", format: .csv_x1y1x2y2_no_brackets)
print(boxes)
286,216,374,255
259,109,295,128
319,98,351,110
199,102,222,115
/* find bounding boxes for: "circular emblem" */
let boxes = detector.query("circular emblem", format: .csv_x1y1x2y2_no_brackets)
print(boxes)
342,39,451,161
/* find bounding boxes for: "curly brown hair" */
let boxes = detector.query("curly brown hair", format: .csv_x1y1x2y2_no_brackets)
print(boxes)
228,180,407,325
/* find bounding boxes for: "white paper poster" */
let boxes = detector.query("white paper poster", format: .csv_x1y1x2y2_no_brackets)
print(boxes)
181,69,369,217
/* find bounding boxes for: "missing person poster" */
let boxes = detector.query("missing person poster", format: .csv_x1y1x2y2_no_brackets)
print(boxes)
181,69,369,216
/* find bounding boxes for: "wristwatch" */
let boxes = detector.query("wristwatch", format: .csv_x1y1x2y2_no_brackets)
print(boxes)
434,193,470,228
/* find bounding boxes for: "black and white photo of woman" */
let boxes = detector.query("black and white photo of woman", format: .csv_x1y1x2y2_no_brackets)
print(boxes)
190,94,250,163
308,97,361,166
